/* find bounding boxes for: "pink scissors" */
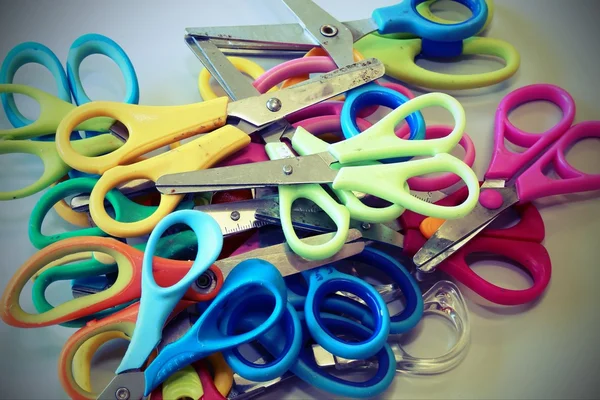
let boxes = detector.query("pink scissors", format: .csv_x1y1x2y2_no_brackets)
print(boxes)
414,83,600,272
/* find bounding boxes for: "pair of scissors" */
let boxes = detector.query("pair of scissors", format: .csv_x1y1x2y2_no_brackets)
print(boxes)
414,83,600,273
0,33,138,141
54,58,385,238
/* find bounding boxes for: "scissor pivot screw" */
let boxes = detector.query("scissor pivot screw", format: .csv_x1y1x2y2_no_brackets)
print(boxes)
230,211,241,221
115,387,130,400
266,97,282,112
283,164,293,175
361,222,371,230
320,24,338,37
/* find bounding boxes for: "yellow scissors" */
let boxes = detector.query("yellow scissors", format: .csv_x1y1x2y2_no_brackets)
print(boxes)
54,58,385,238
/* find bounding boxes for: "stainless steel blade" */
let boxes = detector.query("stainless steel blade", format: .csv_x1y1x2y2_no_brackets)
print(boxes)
226,58,384,127
96,372,145,400
155,152,338,194
281,0,355,67
214,229,364,279
70,178,155,212
413,185,520,272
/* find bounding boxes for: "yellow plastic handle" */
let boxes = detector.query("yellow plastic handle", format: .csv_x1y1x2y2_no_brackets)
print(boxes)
89,125,251,237
55,97,230,175
354,35,519,90
0,84,114,140
206,353,234,396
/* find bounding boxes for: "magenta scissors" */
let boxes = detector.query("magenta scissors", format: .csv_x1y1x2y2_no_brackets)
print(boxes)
414,83,600,272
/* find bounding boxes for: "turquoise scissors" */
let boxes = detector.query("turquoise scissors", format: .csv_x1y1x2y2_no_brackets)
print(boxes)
0,33,138,141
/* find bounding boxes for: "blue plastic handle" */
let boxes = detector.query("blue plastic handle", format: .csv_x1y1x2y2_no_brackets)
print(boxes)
301,266,390,360
116,209,223,374
219,292,302,381
0,41,71,128
66,33,139,106
341,82,425,163
372,0,487,41
142,258,289,396
237,310,397,398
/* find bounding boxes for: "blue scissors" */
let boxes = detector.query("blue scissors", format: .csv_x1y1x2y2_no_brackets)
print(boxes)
96,209,305,399
1,33,138,142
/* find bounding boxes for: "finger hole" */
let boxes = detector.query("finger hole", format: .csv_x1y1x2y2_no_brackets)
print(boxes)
0,152,44,195
6,64,54,124
487,206,521,230
77,54,126,102
507,100,563,135
465,252,533,291
88,336,131,393
427,0,474,22
415,54,506,76
396,313,458,358
563,136,600,175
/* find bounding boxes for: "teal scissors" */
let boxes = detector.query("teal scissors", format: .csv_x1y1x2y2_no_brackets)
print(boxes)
0,33,138,141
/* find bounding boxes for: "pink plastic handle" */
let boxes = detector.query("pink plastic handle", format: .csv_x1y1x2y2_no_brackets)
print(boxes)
439,237,552,306
395,125,476,192
486,84,576,181
516,120,600,202
216,142,269,167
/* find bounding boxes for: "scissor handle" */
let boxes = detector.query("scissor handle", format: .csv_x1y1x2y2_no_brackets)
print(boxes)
301,265,390,360
87,125,250,237
142,259,290,396
340,82,426,163
486,83,576,181
292,127,405,223
237,309,397,398
516,122,600,203
0,134,122,201
220,294,302,382
66,33,139,106
264,141,350,260
116,209,223,372
55,97,230,175
0,84,114,140
373,0,487,41
355,34,519,90
345,247,423,334
441,236,552,305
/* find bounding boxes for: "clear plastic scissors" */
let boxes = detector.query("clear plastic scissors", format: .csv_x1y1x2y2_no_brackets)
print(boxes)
414,83,600,273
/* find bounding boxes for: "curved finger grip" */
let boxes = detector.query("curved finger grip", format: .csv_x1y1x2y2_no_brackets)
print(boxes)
329,92,466,164
333,153,480,220
0,42,70,127
441,237,552,305
55,97,229,174
89,125,251,237
66,33,139,105
303,267,391,360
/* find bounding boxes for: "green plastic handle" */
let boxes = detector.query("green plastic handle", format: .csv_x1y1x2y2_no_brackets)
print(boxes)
29,177,196,248
0,84,115,140
265,141,350,260
326,92,466,164
333,152,480,220
0,134,123,201
32,230,200,328
291,128,405,223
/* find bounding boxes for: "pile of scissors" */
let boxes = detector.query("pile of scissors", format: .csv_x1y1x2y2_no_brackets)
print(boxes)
1,0,600,399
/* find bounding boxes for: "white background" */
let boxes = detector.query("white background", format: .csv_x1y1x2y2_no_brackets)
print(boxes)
0,0,599,399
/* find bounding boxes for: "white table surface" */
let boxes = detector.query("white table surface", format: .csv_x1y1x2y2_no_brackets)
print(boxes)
0,0,599,399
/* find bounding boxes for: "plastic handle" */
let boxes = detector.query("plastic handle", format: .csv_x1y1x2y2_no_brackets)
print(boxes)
66,33,139,105
0,84,114,140
0,133,122,201
302,265,390,360
516,120,600,202
486,83,576,181
55,97,229,174
88,124,251,237
265,141,350,260
0,42,71,127
440,237,552,305
329,92,466,164
292,127,406,223
116,210,223,373
143,259,288,395
333,152,480,220
340,82,426,164
372,0,487,41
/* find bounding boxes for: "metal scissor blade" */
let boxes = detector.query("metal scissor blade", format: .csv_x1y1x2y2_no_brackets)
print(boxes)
226,57,384,127
215,229,365,279
96,372,145,400
413,186,520,272
156,152,338,195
